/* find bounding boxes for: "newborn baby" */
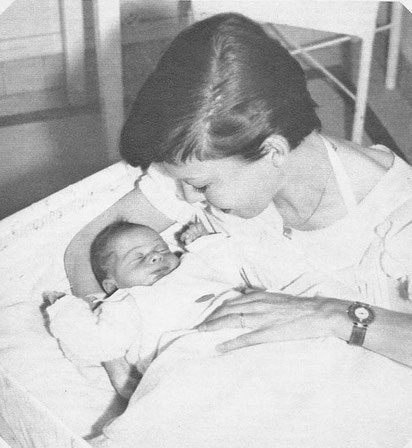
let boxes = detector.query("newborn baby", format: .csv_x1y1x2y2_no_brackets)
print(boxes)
46,220,245,399
46,220,360,400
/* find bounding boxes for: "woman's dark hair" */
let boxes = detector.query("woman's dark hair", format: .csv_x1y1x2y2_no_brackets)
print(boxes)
90,221,147,286
120,13,321,170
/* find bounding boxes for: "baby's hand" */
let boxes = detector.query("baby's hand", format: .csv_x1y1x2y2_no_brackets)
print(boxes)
42,291,66,306
113,374,140,401
103,358,141,401
180,221,209,246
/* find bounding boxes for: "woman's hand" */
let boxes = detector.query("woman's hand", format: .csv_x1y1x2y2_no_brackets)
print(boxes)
196,291,349,352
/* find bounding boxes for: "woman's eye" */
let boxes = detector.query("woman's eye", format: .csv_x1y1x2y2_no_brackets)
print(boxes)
193,185,207,193
154,245,170,254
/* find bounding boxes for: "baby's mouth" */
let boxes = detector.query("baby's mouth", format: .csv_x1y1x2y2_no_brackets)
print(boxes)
152,265,171,280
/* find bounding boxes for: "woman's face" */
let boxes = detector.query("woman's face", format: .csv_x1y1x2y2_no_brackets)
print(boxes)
162,155,281,219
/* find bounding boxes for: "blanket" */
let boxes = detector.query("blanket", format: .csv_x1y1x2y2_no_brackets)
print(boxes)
92,331,412,448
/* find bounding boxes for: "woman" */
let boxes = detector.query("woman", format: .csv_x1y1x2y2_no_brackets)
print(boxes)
65,13,412,367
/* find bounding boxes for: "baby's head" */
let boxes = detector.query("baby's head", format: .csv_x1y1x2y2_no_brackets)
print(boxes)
90,221,180,294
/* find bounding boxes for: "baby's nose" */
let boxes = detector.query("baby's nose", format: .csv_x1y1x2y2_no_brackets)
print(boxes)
148,252,163,263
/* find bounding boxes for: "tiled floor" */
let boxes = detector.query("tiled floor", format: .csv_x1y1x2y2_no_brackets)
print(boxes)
1,37,411,220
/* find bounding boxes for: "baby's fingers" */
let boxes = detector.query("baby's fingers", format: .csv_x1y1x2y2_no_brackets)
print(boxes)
42,290,66,305
180,231,196,245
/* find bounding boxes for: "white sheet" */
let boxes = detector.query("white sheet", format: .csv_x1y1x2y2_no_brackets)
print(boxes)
93,332,412,448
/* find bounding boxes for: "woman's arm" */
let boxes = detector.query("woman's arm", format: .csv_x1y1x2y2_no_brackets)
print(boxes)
196,292,412,367
64,188,175,296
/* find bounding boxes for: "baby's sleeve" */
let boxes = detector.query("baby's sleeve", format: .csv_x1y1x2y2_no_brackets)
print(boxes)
47,294,142,364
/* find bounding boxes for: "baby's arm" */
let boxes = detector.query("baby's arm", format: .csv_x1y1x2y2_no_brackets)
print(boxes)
45,293,140,365
103,357,142,400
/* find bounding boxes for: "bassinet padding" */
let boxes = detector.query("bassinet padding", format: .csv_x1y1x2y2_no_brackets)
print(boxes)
0,364,90,448
0,161,141,445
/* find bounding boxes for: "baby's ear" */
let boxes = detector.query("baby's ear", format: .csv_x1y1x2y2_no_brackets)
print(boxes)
102,279,117,295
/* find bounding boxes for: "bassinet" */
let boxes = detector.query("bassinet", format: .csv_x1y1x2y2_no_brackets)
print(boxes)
2,161,412,448
0,161,140,447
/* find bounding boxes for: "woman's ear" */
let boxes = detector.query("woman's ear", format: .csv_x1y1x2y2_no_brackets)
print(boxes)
261,135,290,167
102,278,117,295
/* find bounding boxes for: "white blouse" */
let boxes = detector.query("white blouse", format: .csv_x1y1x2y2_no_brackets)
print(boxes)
137,143,412,312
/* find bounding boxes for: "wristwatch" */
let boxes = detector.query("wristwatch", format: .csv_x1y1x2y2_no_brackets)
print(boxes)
346,301,375,346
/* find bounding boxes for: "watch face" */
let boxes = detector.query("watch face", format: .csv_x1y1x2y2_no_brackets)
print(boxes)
348,302,375,324
354,307,370,320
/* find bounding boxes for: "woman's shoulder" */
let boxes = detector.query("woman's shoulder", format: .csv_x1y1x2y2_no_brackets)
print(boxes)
361,142,395,170
336,138,411,203
334,137,395,171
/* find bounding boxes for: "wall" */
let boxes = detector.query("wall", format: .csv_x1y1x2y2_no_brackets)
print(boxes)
0,0,411,217
401,4,412,64
0,0,184,218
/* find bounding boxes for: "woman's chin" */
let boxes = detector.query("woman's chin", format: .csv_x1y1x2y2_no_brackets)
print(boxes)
229,208,266,219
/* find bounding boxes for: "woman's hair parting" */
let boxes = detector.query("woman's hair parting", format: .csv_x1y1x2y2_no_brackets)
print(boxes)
90,221,147,286
120,12,321,170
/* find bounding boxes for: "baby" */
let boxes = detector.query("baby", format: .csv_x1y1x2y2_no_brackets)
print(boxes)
46,220,360,400
46,220,246,399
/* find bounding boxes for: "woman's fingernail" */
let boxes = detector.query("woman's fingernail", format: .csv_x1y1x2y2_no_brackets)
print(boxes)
216,344,226,352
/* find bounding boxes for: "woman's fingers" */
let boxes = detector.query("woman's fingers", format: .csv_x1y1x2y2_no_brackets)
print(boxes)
201,292,307,325
216,329,269,352
197,313,246,331
223,291,296,307
206,301,272,321
196,312,269,331
197,293,309,331
216,315,333,352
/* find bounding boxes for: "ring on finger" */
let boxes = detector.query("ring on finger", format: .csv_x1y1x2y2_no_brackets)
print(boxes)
239,312,246,328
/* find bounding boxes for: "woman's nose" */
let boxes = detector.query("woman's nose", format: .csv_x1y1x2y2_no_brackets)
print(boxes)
181,184,205,203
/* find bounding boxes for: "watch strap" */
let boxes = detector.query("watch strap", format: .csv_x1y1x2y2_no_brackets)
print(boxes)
348,322,367,346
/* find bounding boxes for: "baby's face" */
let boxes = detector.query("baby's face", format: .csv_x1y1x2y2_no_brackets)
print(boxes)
108,227,180,288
